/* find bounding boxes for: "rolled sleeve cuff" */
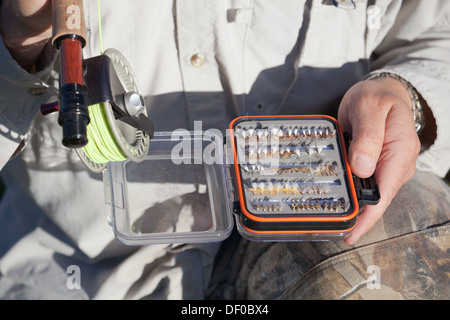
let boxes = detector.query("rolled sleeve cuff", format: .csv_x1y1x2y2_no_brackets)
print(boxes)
0,34,58,168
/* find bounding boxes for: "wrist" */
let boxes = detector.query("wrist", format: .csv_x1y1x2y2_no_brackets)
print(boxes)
364,72,425,134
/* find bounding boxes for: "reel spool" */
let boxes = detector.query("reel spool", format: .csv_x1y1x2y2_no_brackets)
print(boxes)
76,49,151,173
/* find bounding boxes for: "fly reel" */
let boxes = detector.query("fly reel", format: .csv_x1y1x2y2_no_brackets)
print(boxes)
46,0,153,172
41,48,154,172
76,49,152,173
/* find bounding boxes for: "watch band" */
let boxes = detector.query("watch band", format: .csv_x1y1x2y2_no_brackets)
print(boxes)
365,72,425,134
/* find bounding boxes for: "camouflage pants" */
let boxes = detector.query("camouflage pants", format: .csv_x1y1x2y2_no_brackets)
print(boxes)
207,170,450,300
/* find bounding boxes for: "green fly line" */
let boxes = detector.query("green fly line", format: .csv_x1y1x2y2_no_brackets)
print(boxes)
81,1,127,164
82,103,127,163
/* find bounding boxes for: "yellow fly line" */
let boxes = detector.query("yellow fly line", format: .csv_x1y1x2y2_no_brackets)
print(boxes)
82,103,127,163
81,2,128,164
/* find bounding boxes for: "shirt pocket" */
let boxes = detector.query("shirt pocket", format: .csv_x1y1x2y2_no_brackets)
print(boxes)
300,0,369,68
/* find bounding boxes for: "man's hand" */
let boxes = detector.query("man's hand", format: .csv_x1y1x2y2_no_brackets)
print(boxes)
0,0,52,71
338,77,421,245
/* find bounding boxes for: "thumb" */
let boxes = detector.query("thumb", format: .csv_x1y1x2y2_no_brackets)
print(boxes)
347,123,385,178
338,93,387,178
337,82,390,178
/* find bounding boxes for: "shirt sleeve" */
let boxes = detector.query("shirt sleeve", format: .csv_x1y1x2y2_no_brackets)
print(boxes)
0,35,58,171
369,0,450,178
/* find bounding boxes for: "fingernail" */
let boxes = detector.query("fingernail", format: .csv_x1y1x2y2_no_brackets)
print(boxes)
354,153,376,177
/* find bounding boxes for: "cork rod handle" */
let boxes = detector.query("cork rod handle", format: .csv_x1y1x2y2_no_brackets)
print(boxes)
52,0,87,47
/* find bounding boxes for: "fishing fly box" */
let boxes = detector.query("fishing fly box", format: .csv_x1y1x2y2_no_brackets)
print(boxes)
103,130,234,245
102,115,380,245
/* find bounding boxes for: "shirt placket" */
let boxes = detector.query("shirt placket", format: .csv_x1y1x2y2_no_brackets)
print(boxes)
175,0,230,130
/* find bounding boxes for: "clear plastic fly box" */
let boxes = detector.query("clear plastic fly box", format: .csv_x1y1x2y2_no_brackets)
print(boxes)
103,115,380,245
103,130,234,245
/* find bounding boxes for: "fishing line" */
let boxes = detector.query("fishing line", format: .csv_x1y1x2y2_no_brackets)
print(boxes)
82,103,127,163
81,1,128,164
97,0,103,54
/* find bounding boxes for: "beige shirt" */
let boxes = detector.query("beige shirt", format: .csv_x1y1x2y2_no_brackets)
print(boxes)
0,0,449,299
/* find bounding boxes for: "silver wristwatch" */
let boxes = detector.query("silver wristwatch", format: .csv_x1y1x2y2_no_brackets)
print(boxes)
365,72,425,134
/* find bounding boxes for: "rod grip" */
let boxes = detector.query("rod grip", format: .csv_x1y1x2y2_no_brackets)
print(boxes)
52,0,87,47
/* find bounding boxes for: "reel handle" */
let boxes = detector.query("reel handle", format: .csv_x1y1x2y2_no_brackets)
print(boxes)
52,0,90,148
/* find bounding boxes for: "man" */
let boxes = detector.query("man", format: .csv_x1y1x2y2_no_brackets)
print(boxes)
0,0,449,299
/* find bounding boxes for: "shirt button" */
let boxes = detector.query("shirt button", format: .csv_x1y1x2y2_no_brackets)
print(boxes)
190,53,206,68
29,87,47,95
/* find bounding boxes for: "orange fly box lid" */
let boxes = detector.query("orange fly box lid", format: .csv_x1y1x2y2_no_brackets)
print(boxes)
228,115,380,241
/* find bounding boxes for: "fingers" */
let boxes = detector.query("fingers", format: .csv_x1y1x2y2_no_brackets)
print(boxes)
339,78,421,245
3,0,52,30
345,203,381,245
345,153,409,245
345,148,417,245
